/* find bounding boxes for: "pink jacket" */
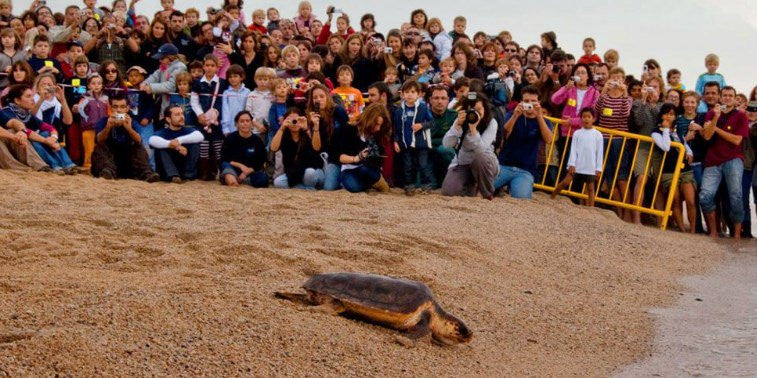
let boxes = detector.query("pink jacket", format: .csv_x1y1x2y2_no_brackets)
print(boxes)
551,85,600,136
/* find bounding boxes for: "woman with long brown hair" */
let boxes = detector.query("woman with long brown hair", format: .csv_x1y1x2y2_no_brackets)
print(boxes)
334,103,391,193
305,83,349,190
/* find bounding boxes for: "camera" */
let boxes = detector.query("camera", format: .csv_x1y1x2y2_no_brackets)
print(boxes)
571,75,581,83
46,86,56,94
521,103,534,111
506,70,517,78
594,74,604,82
643,65,649,72
291,118,298,125
208,7,222,15
552,65,561,73
646,87,656,93
464,92,480,125
363,141,384,169
314,102,320,112
384,47,393,54
115,113,126,121
108,24,116,30
720,104,728,111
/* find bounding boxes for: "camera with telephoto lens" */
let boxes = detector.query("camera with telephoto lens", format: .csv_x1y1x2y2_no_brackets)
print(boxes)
464,92,480,126
363,140,384,169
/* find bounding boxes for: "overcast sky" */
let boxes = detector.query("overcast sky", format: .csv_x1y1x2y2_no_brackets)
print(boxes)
17,0,757,94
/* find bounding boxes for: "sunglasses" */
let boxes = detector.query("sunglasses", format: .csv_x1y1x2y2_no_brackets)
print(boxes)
105,69,118,74
505,49,517,53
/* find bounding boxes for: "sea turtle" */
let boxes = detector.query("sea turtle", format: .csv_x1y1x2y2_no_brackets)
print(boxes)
274,272,473,345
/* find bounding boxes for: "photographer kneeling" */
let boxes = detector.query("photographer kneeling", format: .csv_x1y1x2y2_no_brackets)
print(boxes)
493,85,554,199
441,92,500,199
334,103,392,193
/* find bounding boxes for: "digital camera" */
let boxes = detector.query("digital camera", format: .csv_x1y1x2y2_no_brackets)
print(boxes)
522,103,534,111
571,75,581,83
115,113,126,121
464,92,480,125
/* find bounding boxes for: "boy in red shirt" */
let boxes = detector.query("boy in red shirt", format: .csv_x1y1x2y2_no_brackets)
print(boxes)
577,37,602,65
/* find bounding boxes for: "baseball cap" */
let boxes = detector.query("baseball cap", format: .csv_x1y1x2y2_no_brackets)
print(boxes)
126,66,147,75
151,43,179,59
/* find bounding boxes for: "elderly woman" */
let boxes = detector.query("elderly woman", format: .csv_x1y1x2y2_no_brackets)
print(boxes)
441,92,499,199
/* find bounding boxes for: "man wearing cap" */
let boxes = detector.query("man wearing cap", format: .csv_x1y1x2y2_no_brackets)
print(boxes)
140,43,187,122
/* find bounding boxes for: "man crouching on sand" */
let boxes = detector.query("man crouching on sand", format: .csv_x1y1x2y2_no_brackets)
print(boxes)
90,94,160,182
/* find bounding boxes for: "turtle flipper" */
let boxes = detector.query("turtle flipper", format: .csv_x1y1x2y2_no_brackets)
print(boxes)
274,291,310,304
405,309,432,340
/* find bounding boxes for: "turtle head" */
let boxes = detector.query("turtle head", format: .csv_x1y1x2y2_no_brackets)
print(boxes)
431,305,473,345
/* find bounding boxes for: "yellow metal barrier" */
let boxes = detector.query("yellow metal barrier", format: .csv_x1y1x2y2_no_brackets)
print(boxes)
534,116,686,230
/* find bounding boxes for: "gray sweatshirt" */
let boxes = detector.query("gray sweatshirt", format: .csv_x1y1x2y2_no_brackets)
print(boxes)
442,118,498,167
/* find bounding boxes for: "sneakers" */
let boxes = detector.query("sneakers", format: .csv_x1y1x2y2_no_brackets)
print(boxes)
404,187,415,196
63,167,78,175
170,176,183,184
100,169,115,180
145,173,161,183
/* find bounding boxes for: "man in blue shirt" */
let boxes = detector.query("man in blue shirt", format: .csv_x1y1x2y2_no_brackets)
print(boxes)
493,85,554,199
148,106,203,183
91,94,160,182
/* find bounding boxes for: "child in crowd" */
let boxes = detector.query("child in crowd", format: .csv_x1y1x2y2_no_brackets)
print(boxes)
188,60,204,81
266,7,281,32
0,0,13,28
431,57,460,88
246,67,276,139
695,53,726,113
169,72,197,127
249,9,268,34
577,37,601,65
221,64,250,136
666,68,686,91
384,66,401,96
185,8,201,35
695,53,726,95
27,35,63,82
485,58,512,108
392,80,434,195
603,49,619,69
552,108,603,207
191,55,229,180
267,78,289,146
304,53,334,90
449,16,466,41
413,49,436,84
211,12,236,78
448,77,470,109
77,74,109,169
332,65,364,122
125,65,156,167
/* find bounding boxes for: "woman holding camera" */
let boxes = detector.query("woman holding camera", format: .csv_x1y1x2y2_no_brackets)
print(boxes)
219,111,268,188
270,108,325,189
306,84,349,190
551,63,599,138
334,103,391,193
441,92,499,199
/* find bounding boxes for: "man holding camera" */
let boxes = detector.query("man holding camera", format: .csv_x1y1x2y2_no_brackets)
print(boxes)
91,94,160,182
494,85,554,199
426,85,457,187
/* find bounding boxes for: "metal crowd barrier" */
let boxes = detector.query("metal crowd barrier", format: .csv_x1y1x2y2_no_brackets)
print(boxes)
534,116,686,231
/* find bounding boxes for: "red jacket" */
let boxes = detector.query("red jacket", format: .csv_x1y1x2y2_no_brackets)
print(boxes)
577,54,602,65
248,23,267,34
316,23,355,45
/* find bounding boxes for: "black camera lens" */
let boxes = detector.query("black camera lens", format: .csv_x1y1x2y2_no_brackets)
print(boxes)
292,119,297,125
552,65,560,73
465,111,479,124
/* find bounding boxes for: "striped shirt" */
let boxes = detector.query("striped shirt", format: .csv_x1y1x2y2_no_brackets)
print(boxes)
594,94,632,131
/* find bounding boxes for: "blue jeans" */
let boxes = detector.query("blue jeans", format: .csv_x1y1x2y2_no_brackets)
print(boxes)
741,170,753,235
401,148,433,190
341,165,381,193
273,168,325,189
691,164,705,233
155,144,200,180
219,162,268,188
700,158,744,223
493,165,535,199
32,131,75,170
323,163,341,191
136,123,154,170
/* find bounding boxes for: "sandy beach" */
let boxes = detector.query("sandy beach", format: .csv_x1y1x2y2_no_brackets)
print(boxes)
0,169,730,376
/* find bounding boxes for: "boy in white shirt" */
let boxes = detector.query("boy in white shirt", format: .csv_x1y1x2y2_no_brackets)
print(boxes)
245,67,276,140
552,108,604,207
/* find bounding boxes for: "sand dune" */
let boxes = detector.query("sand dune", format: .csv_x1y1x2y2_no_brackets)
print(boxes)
0,169,727,376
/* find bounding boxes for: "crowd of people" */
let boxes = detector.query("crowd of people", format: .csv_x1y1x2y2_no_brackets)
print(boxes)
0,0,755,240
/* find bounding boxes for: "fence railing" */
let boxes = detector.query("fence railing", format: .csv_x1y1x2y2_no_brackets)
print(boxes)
534,116,686,230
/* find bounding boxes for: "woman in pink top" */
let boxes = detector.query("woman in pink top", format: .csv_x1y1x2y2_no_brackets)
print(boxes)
551,63,600,137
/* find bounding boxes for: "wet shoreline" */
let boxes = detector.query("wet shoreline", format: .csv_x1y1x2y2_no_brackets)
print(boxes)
616,242,757,377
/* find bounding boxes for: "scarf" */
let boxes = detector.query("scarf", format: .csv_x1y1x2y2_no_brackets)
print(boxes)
7,102,31,123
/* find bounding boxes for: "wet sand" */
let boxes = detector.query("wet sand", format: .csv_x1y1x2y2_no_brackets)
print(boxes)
616,243,757,377
0,169,730,376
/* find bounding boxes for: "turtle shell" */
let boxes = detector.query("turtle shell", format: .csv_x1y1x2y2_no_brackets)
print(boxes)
303,273,435,314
